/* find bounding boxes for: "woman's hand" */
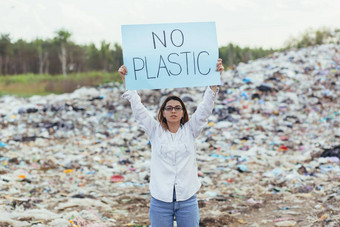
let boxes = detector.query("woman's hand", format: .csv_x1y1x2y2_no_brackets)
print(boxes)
210,58,224,93
216,58,224,75
118,65,128,86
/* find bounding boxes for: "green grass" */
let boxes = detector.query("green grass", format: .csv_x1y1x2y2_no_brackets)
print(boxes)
0,72,122,97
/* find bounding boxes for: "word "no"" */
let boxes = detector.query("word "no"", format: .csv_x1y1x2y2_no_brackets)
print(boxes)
152,29,184,49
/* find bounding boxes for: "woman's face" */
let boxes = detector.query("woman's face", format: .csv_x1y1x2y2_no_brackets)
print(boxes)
163,100,184,124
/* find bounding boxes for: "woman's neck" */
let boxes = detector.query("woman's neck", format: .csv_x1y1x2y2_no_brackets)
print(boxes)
167,122,180,133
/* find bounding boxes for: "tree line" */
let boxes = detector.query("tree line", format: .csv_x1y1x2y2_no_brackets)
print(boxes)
284,27,340,49
0,28,338,76
0,29,123,76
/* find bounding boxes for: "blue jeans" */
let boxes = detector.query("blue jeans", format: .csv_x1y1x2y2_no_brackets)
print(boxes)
149,194,200,227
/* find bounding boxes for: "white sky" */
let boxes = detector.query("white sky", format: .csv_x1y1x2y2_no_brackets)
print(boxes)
1,0,340,49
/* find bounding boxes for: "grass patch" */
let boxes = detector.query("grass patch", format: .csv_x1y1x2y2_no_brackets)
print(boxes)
0,72,121,97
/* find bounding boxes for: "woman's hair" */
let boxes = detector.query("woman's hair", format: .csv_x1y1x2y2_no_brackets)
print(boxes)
157,95,189,130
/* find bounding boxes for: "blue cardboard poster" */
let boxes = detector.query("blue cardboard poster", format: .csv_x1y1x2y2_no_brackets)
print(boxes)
121,22,220,90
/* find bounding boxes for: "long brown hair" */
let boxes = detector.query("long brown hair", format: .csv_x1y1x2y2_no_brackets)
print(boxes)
157,95,189,130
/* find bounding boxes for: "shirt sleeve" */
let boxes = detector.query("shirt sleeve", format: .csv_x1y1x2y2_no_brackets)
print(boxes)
122,90,158,139
187,87,218,138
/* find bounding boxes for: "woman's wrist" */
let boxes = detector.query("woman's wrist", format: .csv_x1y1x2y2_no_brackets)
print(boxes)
209,85,218,94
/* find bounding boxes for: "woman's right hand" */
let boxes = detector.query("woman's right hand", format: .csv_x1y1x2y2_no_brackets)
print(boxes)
118,65,128,85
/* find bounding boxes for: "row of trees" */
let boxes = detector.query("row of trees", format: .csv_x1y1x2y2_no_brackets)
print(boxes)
284,27,340,49
1,27,338,76
218,27,340,67
219,44,275,67
0,29,276,76
0,29,123,76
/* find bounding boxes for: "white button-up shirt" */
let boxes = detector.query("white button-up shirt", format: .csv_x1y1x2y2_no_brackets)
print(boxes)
122,87,217,202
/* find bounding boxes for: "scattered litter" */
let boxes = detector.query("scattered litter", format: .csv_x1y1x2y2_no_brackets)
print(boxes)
0,44,339,226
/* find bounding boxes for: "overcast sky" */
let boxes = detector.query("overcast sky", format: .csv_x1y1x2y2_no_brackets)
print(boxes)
1,0,339,49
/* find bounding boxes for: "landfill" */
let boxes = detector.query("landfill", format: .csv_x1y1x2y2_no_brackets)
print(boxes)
0,43,339,227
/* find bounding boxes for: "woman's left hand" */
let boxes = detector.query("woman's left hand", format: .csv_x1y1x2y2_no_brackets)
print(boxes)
210,58,224,93
216,58,224,75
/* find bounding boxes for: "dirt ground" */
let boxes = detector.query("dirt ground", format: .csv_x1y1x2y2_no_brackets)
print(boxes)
96,180,340,227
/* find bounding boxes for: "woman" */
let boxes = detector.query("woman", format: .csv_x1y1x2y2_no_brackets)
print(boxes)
119,59,224,227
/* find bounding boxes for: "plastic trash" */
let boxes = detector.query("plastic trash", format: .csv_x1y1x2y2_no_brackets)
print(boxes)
0,43,339,226
111,175,124,182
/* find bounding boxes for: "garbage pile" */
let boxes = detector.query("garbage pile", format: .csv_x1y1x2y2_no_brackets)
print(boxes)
0,43,339,226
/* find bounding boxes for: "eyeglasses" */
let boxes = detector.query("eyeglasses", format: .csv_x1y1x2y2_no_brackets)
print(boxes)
164,106,183,112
